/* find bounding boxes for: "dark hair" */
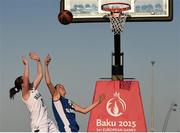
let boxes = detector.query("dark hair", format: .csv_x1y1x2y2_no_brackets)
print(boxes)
55,84,65,90
55,84,59,89
9,76,23,99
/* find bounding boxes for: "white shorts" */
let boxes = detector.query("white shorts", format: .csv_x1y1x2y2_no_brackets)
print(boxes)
48,119,59,132
32,119,59,132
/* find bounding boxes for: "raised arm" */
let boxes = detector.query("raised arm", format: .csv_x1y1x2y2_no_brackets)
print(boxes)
44,54,58,99
22,56,30,100
29,52,43,90
72,94,105,114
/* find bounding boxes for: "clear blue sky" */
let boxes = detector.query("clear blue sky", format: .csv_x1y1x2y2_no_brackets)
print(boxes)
0,0,179,132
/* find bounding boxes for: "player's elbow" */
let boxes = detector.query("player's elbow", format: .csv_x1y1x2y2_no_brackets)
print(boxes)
45,78,51,85
46,82,51,87
39,73,43,79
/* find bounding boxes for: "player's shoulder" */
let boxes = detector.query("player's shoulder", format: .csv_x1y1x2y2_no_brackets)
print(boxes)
61,96,72,104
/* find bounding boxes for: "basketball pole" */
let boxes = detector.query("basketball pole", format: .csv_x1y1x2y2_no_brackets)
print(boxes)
112,33,124,80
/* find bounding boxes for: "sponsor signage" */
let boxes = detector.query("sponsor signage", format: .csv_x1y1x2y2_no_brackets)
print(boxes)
87,80,147,132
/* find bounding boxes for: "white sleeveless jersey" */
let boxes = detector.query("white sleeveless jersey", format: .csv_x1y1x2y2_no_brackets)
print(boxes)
22,88,48,129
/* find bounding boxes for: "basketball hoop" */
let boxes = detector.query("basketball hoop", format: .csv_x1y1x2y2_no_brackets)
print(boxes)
101,2,131,35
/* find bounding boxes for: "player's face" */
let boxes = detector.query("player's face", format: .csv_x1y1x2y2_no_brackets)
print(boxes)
57,84,66,96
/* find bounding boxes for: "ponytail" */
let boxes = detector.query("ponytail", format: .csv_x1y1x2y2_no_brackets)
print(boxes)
9,87,20,99
9,76,23,100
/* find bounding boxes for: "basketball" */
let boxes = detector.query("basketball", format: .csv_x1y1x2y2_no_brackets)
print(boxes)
58,10,73,25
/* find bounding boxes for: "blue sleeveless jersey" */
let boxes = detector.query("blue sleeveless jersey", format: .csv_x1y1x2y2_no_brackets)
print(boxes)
52,96,79,132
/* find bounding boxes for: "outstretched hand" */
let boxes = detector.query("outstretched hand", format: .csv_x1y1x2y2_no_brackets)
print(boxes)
22,56,28,65
29,52,40,62
44,54,51,66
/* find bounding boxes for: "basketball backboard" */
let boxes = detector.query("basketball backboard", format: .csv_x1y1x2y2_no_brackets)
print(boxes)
60,0,173,23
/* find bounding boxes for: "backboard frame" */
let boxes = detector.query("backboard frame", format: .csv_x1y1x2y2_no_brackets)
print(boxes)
60,0,173,23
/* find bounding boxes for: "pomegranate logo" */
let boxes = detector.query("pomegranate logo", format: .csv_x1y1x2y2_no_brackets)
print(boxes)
106,92,126,117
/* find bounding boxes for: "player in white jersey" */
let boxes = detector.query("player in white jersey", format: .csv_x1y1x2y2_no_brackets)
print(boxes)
9,52,58,132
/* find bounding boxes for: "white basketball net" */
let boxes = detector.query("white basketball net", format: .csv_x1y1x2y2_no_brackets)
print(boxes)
108,13,128,35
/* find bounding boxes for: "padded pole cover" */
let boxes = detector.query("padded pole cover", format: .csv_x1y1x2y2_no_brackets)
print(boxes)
87,80,147,132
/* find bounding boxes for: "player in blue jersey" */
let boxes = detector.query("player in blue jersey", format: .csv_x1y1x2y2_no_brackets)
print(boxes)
44,54,105,132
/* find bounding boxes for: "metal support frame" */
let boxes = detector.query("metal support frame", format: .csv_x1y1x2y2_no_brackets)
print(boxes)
112,33,124,80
